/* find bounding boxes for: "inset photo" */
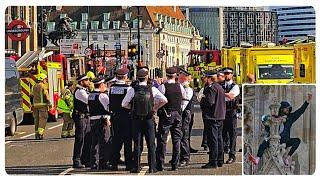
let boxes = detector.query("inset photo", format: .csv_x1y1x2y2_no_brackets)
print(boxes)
243,85,315,175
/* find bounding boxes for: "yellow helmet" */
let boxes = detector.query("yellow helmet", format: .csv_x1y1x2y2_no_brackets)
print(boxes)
37,73,47,81
86,71,95,80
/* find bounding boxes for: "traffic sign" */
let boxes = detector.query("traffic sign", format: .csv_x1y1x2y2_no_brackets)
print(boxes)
60,39,82,54
6,20,30,41
84,47,92,56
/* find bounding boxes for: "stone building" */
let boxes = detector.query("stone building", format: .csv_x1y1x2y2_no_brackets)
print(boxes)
243,85,315,175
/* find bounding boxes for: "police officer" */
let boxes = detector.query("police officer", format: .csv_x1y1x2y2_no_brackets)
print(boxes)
217,71,225,86
222,67,240,164
88,77,112,170
156,67,187,171
198,72,209,151
200,71,226,169
108,68,133,171
31,73,51,140
122,69,168,173
178,68,194,167
72,74,91,168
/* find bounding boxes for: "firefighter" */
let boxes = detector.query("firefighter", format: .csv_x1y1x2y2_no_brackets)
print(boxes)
200,71,226,169
122,69,168,173
108,68,133,171
31,73,51,140
178,68,194,167
88,77,112,170
87,71,96,92
72,74,91,168
57,82,75,138
156,67,187,171
222,67,240,164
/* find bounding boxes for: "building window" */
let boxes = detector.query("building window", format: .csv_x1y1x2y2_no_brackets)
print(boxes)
113,21,120,29
47,22,55,32
103,13,110,21
60,13,66,19
132,19,142,29
92,35,98,41
102,21,110,29
103,35,109,40
70,22,77,30
132,33,138,40
82,35,87,41
125,12,131,21
114,33,120,40
80,21,88,30
81,13,88,21
91,21,99,30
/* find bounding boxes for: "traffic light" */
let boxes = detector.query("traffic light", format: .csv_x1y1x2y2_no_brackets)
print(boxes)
128,45,137,59
204,35,209,50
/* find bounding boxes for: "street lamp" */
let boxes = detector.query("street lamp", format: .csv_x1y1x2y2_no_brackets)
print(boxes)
155,20,165,77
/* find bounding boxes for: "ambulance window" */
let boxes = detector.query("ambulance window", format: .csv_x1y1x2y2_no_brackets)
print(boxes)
300,64,306,77
258,64,293,79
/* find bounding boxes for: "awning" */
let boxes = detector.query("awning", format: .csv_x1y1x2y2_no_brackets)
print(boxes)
16,49,49,69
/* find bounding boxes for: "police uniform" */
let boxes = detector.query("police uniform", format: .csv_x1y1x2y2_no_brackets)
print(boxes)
222,68,240,164
72,75,91,168
88,77,112,169
122,69,168,173
109,68,133,170
156,67,187,171
179,69,194,166
200,71,226,169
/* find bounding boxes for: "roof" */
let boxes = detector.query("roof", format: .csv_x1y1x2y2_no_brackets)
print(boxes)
146,6,186,25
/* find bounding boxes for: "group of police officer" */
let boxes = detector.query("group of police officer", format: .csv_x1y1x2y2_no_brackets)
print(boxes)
70,65,239,173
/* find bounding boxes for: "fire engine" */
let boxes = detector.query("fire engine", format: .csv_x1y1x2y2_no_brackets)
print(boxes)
16,50,65,120
187,50,221,89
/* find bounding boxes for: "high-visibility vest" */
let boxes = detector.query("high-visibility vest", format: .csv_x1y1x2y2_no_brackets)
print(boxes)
57,88,73,113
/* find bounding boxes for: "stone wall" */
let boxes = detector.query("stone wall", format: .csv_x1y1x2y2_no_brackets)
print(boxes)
243,85,316,175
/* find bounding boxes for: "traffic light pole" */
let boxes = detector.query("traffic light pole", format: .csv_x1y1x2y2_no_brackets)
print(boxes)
137,6,141,62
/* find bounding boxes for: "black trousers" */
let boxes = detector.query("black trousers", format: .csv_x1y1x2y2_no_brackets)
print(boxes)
180,110,192,161
222,110,237,158
132,116,156,171
188,113,194,149
110,112,133,168
156,111,182,167
72,114,91,165
201,113,208,148
90,119,112,168
207,119,224,165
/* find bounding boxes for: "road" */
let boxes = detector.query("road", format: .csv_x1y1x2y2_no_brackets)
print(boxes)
5,106,242,175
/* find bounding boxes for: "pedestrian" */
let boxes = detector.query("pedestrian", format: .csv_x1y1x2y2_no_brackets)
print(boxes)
88,77,112,170
156,67,187,171
178,68,194,167
31,73,51,140
200,71,226,169
108,68,133,171
250,94,312,166
57,82,75,138
72,74,91,168
122,69,168,173
222,67,240,164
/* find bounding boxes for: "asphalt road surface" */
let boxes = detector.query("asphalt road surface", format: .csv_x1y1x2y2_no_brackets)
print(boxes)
5,106,242,175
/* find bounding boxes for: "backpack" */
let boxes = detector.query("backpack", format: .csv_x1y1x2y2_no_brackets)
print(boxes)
132,85,154,117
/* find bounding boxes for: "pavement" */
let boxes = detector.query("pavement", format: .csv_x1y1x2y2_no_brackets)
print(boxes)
5,106,242,175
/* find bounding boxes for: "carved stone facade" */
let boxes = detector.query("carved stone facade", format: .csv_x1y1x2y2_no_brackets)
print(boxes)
243,85,316,175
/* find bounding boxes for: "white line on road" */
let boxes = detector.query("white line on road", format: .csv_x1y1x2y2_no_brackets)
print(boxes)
59,167,74,175
5,141,12,144
48,123,63,130
138,166,149,176
20,133,35,139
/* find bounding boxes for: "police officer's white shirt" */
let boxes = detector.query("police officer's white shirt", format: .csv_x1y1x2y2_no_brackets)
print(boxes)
224,80,240,101
75,85,89,104
93,88,110,111
122,82,168,109
182,85,193,111
158,79,187,100
197,87,205,102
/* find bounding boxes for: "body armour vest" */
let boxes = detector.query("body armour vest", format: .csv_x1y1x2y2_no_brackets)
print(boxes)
73,87,89,114
164,83,182,112
109,83,129,112
88,91,109,117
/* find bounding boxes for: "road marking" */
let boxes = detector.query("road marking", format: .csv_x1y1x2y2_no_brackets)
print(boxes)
20,133,35,139
16,132,26,135
138,166,149,175
48,123,63,130
59,167,74,175
5,141,12,144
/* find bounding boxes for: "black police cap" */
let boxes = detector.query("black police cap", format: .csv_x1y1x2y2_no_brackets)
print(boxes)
137,69,149,78
166,67,177,76
179,68,191,76
92,77,105,84
76,74,88,82
115,68,129,76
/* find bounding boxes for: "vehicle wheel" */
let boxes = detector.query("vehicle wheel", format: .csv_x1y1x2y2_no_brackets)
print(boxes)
7,118,17,136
